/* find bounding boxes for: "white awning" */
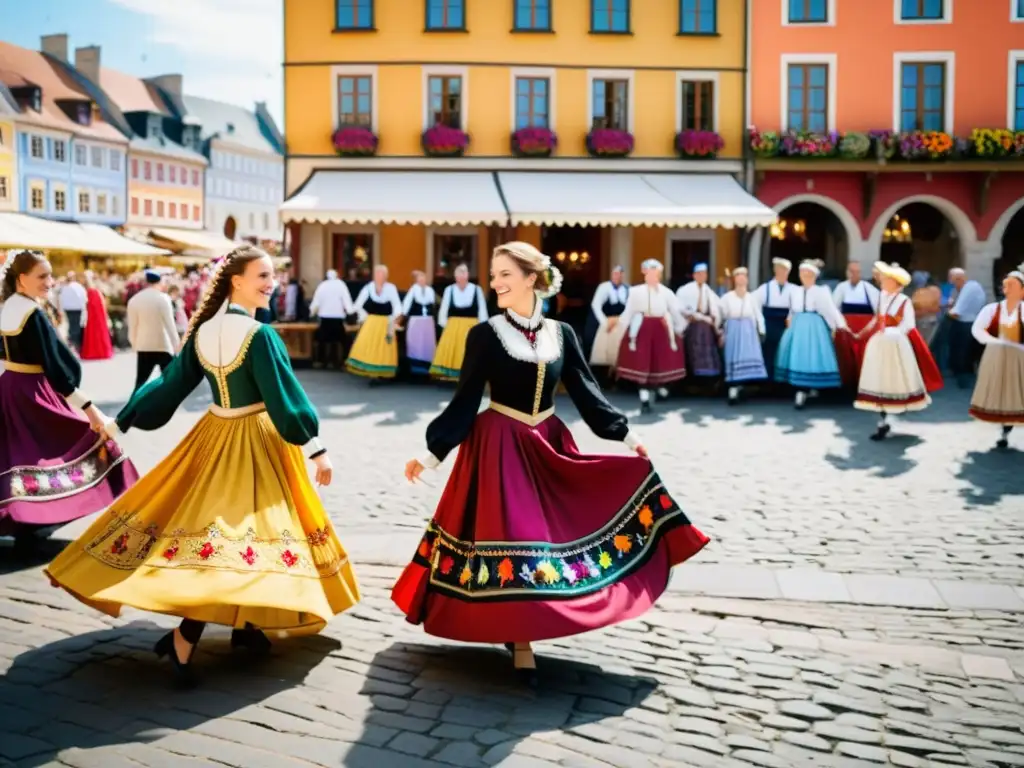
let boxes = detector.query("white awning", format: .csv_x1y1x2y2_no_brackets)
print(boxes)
0,213,170,256
280,171,508,226
497,172,777,229
148,227,240,256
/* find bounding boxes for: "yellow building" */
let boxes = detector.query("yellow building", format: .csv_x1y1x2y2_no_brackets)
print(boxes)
282,0,773,298
0,118,16,212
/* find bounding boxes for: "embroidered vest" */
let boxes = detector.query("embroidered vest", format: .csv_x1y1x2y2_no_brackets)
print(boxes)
987,303,1024,343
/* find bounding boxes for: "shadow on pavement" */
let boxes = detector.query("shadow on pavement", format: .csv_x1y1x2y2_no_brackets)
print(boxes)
0,622,339,767
0,537,67,576
824,430,924,478
955,446,1024,506
351,642,658,767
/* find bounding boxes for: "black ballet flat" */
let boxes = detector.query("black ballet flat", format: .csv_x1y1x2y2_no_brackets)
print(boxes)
870,424,891,441
231,626,272,655
640,401,652,414
996,438,1009,450
154,631,198,688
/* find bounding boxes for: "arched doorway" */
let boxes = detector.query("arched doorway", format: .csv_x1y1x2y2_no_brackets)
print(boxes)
995,204,1024,297
760,202,849,285
876,202,962,280
223,216,237,240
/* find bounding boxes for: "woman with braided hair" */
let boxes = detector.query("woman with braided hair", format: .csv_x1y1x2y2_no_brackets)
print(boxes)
0,250,138,552
392,242,708,683
46,245,360,686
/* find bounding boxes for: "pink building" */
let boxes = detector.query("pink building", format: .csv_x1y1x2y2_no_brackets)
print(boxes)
747,0,1024,294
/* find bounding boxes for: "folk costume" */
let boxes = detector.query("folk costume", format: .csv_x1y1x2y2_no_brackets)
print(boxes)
854,265,943,438
46,303,360,637
616,272,687,408
754,260,798,380
401,284,438,376
832,279,880,390
721,278,767,402
969,295,1024,447
347,281,402,379
391,300,709,644
309,271,354,369
676,266,723,379
79,285,113,361
584,276,629,367
774,263,847,407
430,283,488,381
0,292,138,539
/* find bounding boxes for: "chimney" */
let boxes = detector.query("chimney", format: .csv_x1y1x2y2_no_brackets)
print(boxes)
41,34,69,63
74,45,101,83
147,74,182,98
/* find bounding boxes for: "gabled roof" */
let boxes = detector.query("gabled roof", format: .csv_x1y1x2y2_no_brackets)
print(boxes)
0,41,125,143
98,65,170,115
182,94,280,156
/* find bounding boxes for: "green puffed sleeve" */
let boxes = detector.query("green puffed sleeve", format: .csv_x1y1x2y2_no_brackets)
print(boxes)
115,336,204,433
250,325,324,458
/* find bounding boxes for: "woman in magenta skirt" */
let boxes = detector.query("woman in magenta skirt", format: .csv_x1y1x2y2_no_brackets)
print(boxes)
393,242,709,680
0,251,138,551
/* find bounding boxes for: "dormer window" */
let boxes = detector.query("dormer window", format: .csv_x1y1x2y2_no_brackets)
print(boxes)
76,103,91,126
32,90,41,112
147,114,162,138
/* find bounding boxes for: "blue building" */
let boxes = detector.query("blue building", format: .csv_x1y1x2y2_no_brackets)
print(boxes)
0,38,127,225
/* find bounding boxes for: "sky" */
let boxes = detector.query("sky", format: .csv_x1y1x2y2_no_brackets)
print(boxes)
0,0,283,126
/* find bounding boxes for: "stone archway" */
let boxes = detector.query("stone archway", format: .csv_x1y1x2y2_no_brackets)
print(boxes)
868,195,978,282
994,202,1024,295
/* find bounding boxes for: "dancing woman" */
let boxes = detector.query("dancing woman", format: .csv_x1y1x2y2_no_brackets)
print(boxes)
391,242,708,681
968,266,1024,449
400,270,438,377
347,265,402,381
720,267,767,404
46,245,360,684
0,251,138,550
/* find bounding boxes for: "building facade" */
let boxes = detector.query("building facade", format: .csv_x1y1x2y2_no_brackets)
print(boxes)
182,95,285,244
0,98,17,212
748,0,1024,295
282,0,773,302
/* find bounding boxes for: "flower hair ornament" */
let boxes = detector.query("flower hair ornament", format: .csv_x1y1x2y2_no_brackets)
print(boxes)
536,254,563,300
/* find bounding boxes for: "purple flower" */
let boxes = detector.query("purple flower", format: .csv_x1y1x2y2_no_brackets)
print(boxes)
422,124,469,155
587,128,635,156
675,130,724,158
332,127,379,156
512,127,558,155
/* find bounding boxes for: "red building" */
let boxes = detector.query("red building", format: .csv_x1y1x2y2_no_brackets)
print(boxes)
747,0,1024,295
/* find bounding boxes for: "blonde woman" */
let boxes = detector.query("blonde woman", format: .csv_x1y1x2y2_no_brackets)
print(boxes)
346,265,402,382
430,264,488,381
400,270,438,376
393,242,708,683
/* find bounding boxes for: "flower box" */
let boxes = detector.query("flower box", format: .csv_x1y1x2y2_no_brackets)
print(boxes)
748,127,780,158
421,124,469,157
838,131,871,160
586,128,634,158
675,130,724,159
778,130,840,158
895,130,954,161
511,127,557,157
969,129,1024,160
331,126,378,157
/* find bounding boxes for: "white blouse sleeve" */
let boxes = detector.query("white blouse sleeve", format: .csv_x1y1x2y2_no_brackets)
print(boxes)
353,284,370,322
437,285,452,328
971,303,999,345
590,283,610,323
820,287,846,330
865,282,881,313
401,287,416,315
388,284,402,318
832,283,846,308
475,286,488,322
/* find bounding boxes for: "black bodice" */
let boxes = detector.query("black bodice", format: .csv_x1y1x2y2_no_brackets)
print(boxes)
409,300,435,317
0,304,82,396
425,319,629,463
602,299,626,318
364,297,393,316
448,294,479,318
2,321,47,366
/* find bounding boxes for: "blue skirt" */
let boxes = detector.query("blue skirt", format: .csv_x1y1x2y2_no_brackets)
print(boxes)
775,312,841,389
724,317,767,383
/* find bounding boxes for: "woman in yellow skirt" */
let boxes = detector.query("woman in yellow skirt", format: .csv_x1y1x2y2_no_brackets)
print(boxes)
346,264,402,382
45,245,360,685
430,264,488,381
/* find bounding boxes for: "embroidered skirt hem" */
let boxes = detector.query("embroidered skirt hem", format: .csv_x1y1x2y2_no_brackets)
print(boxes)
854,332,932,413
723,317,767,384
774,313,841,389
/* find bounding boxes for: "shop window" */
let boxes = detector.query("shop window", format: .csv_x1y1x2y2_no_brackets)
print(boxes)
333,232,374,281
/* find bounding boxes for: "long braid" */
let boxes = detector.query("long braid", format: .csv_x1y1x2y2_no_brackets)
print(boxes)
181,244,267,346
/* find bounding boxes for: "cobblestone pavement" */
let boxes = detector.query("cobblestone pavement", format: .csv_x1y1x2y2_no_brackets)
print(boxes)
1,353,1022,767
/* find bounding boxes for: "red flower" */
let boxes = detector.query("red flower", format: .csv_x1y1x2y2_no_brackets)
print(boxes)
162,546,179,561
281,550,298,568
198,542,215,560
439,555,455,575
659,494,672,510
22,475,39,493
110,533,129,555
240,546,257,566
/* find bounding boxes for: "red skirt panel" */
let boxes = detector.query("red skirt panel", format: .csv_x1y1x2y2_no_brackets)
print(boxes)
835,314,873,389
907,328,943,392
616,317,686,386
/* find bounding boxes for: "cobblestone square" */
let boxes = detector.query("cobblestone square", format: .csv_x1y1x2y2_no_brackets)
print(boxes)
2,353,1022,768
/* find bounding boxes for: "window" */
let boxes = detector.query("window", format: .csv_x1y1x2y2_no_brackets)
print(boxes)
110,152,120,172
263,212,270,230
515,77,550,129
1015,58,1024,130
193,205,200,221
900,0,944,19
54,188,66,212
428,75,463,128
668,236,712,291
170,165,177,183
75,144,87,165
592,79,629,130
144,199,152,216
426,0,464,29
111,196,119,216
76,103,90,125
592,0,629,32
30,135,43,159
192,170,199,186
0,176,7,200
78,191,90,214
333,232,374,280
680,80,715,131
169,202,177,219
157,163,165,182
514,0,551,30
787,63,829,131
144,161,152,180
788,0,827,22
1017,0,1024,19
249,212,255,230
680,0,716,33
338,76,373,126
131,158,139,179
53,140,66,162
30,185,44,210
900,62,946,131
91,147,103,167
432,233,477,281
157,201,165,217
131,197,139,215
96,193,107,215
